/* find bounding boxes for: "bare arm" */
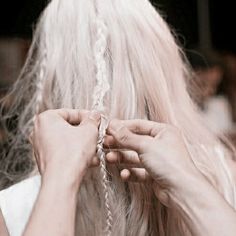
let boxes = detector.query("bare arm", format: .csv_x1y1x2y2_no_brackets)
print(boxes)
23,173,80,236
0,209,9,236
170,171,236,236
23,109,100,236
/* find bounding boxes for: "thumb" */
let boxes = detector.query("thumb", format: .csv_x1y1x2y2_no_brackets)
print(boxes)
108,119,151,153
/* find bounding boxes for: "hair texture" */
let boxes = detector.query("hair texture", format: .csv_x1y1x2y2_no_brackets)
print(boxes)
92,3,113,234
1,0,236,235
97,116,112,235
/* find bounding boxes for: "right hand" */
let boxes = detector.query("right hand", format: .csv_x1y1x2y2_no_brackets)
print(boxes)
30,109,101,188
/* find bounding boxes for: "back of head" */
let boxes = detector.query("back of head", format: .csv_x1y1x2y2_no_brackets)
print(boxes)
1,0,236,235
25,0,189,121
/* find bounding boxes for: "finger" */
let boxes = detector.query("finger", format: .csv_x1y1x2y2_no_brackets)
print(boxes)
90,156,100,167
45,109,89,125
103,136,130,151
104,135,116,148
120,168,152,183
111,119,165,137
108,119,152,153
79,111,101,129
106,151,141,166
104,135,129,150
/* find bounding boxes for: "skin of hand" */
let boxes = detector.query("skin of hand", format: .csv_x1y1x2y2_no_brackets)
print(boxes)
23,109,101,236
105,119,201,206
105,119,236,236
30,109,101,189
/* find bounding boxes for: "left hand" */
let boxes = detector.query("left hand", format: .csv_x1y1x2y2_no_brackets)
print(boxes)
105,119,202,206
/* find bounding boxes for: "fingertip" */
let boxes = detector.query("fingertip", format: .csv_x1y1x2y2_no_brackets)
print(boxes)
120,169,131,181
104,135,116,147
106,152,118,163
91,156,100,166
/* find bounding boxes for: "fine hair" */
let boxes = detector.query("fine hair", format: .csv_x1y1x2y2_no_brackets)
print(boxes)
1,0,236,235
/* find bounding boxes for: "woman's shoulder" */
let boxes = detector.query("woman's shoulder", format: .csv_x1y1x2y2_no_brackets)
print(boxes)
0,175,41,236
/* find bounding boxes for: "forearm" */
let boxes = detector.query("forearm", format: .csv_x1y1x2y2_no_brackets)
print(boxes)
23,172,80,236
170,172,236,236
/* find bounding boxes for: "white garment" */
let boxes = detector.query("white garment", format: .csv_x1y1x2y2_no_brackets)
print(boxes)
203,96,235,134
0,176,41,236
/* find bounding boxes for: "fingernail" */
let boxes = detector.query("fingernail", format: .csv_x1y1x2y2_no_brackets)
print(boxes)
89,110,101,121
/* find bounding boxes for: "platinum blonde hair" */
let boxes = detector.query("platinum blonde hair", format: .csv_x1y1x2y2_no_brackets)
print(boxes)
1,0,236,235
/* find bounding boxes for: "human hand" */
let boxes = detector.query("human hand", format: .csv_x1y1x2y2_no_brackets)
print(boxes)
106,119,202,206
30,109,101,188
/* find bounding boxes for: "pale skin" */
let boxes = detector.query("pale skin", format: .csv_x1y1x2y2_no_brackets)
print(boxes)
0,109,236,236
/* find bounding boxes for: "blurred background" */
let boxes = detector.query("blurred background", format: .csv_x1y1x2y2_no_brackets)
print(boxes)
0,0,236,146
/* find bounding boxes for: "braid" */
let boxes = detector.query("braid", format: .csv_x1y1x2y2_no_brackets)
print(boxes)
92,10,113,236
28,46,47,132
35,48,47,115
97,116,113,236
92,17,110,111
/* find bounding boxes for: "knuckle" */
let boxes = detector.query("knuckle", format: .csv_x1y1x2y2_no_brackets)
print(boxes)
116,128,130,144
150,124,159,136
109,119,120,129
133,125,141,134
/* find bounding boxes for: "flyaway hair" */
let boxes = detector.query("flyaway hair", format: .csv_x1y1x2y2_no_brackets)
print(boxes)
1,0,236,235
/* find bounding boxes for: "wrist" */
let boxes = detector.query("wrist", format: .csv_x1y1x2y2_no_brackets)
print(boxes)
42,166,84,193
168,164,205,193
167,167,220,218
166,167,236,236
40,153,88,190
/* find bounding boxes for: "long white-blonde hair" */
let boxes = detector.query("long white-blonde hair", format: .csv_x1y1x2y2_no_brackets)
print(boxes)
1,0,236,235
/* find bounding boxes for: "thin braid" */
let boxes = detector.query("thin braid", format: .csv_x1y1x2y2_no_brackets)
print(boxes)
97,116,113,236
92,12,113,236
35,48,47,115
92,16,110,111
